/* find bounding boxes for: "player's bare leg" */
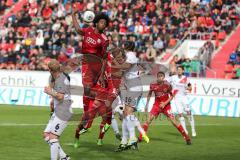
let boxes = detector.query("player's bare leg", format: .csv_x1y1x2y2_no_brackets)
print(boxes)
139,114,155,142
74,104,97,148
168,116,191,145
48,133,70,160
95,100,113,146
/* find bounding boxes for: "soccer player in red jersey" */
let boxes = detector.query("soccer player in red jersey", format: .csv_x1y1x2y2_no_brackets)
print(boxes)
77,47,125,146
72,9,110,147
140,71,191,145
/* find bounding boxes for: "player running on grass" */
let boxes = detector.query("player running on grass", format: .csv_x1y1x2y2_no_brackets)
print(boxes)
43,59,72,160
139,71,191,145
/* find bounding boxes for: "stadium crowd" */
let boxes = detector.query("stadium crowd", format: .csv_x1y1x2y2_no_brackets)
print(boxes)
224,43,240,79
0,0,19,15
0,0,240,76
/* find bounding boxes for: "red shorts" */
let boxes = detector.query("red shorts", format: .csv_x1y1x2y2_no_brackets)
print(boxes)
150,102,174,119
87,100,111,118
94,77,122,102
82,62,103,87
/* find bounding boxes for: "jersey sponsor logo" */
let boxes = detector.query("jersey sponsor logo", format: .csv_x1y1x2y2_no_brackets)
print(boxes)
97,39,101,44
86,37,97,45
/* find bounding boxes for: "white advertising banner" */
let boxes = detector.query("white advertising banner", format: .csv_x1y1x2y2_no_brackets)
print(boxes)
0,70,239,117
137,78,240,117
0,70,82,108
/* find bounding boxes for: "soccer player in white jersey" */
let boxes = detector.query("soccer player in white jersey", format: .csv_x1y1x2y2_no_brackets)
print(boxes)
43,59,72,160
111,95,147,142
113,41,149,152
168,66,196,137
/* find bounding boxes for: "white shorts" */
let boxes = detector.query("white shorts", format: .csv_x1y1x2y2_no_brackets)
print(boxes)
121,87,142,109
44,113,68,136
121,77,142,108
171,96,191,114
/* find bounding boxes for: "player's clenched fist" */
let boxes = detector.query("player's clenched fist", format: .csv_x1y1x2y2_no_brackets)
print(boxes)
44,86,52,95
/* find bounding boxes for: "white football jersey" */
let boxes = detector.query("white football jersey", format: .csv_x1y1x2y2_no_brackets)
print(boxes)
124,51,140,80
113,105,124,116
168,75,190,97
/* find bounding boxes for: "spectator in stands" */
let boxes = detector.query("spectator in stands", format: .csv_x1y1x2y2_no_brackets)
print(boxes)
182,58,192,77
0,0,240,74
145,42,157,62
169,55,179,76
0,1,7,15
153,36,164,54
190,56,201,77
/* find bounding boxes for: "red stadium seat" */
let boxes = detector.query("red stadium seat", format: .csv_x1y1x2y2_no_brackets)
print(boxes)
218,31,226,40
224,72,236,79
224,64,234,73
169,38,177,48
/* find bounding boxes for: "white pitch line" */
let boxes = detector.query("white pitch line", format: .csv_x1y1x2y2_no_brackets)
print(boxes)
0,123,239,127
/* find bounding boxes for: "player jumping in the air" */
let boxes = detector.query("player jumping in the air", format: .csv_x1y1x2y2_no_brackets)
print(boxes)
139,71,191,145
43,59,72,160
72,8,110,148
168,66,196,137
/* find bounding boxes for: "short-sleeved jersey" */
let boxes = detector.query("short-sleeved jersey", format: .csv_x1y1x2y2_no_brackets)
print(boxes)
81,27,109,58
50,73,71,105
50,73,72,121
124,51,140,80
150,80,172,102
168,75,190,97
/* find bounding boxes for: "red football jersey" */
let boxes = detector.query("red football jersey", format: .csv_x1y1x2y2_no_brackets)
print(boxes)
150,80,172,102
81,27,109,58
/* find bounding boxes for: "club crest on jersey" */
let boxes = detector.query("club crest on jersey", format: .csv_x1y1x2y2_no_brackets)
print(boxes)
86,37,96,45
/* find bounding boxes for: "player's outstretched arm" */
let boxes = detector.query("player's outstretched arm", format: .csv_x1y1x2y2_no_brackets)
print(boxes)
72,7,84,36
111,59,132,70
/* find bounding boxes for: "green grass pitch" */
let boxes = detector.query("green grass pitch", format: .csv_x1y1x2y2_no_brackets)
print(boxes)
0,105,239,160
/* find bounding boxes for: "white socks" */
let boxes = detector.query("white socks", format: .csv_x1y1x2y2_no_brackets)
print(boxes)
188,114,196,136
58,145,67,159
48,138,66,160
126,115,137,144
49,139,60,160
179,116,188,134
121,118,128,145
111,117,119,134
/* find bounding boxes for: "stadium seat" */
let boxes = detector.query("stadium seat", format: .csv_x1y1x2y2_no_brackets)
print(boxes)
160,53,171,62
224,72,236,79
169,38,177,48
224,64,234,73
218,31,226,41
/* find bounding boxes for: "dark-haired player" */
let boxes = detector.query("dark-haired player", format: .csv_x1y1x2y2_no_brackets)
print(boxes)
72,9,110,147
139,71,191,145
168,66,196,137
